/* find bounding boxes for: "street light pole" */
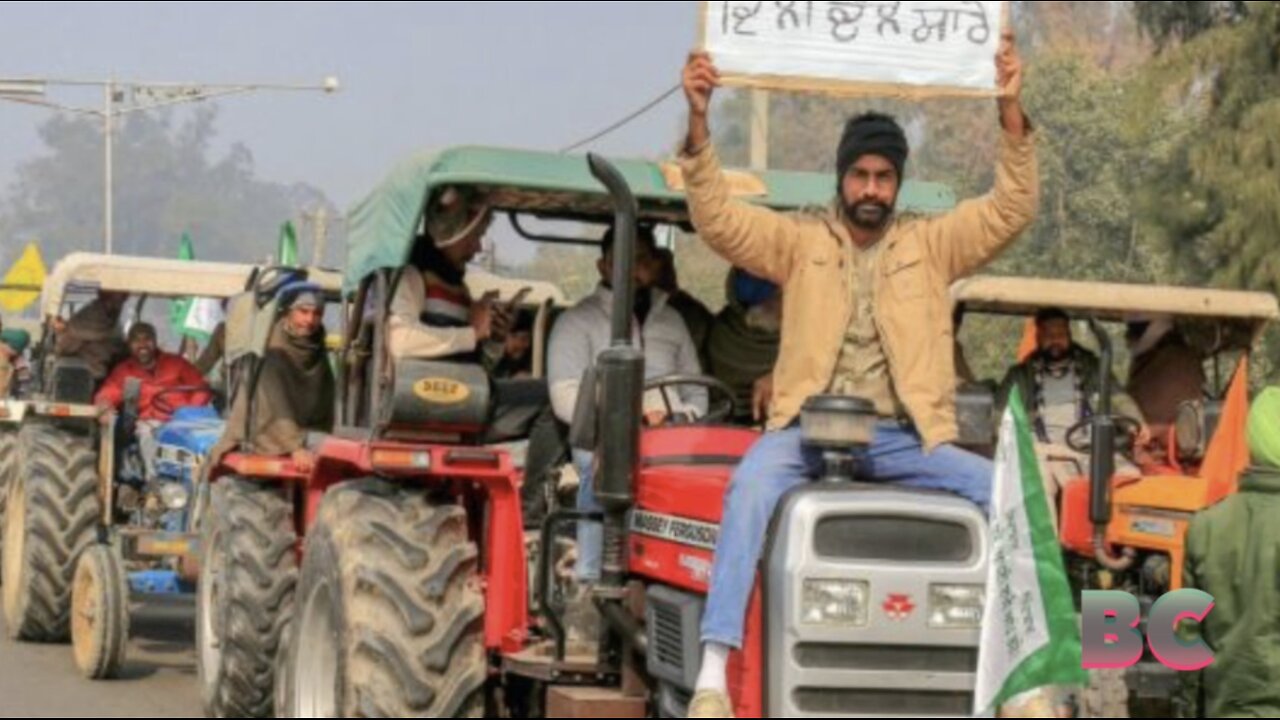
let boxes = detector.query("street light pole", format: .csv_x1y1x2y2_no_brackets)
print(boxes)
104,79,115,255
1,75,340,255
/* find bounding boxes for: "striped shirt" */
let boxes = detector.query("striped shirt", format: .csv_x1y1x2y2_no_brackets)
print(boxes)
388,269,480,361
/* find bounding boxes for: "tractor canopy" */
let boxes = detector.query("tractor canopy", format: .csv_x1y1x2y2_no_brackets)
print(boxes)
344,144,958,292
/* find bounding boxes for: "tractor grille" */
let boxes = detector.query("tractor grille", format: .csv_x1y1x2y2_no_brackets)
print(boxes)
768,490,988,717
794,643,977,673
652,601,686,672
646,586,703,690
814,515,974,563
793,688,974,716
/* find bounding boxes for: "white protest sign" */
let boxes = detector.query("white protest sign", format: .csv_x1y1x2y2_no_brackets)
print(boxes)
701,1,1007,97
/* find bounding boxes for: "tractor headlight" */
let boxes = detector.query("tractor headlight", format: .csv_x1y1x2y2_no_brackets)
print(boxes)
801,579,869,627
929,584,986,629
159,482,190,511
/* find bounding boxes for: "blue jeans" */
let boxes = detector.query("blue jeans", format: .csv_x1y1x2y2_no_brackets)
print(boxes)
700,422,993,649
574,449,603,583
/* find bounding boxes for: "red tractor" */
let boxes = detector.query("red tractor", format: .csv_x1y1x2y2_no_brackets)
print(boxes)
199,147,987,718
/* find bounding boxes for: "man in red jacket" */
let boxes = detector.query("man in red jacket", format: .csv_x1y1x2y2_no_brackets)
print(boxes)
96,322,212,479
96,322,211,420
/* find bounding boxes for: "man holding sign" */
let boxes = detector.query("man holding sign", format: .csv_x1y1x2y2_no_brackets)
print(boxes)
680,29,1037,718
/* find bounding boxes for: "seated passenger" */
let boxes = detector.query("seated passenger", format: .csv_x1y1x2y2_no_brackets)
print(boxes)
0,316,31,398
95,322,211,478
387,189,552,448
704,268,781,425
998,308,1147,511
387,187,507,365
1126,315,1206,453
54,290,129,382
655,245,714,352
548,224,706,583
211,286,335,473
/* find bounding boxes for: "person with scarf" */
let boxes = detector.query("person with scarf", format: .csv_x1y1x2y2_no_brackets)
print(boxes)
211,286,335,473
387,186,554,526
704,268,781,425
387,186,507,365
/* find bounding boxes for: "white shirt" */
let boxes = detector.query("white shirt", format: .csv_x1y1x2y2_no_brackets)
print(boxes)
548,285,706,425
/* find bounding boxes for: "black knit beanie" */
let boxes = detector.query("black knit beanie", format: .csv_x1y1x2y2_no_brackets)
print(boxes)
836,112,909,184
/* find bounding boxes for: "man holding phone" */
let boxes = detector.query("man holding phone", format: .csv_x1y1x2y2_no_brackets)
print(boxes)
387,187,515,367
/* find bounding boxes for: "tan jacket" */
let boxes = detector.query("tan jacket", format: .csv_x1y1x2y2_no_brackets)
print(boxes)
680,130,1039,450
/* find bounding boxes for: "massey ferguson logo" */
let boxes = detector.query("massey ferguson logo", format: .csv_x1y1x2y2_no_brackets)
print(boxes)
883,594,916,621
630,511,720,552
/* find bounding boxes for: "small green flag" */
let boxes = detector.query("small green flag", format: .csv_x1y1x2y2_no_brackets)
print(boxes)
170,232,196,338
278,221,299,267
178,232,195,262
169,232,221,343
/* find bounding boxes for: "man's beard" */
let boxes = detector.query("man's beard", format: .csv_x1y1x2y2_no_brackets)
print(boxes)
844,200,894,231
633,287,653,324
1042,346,1073,375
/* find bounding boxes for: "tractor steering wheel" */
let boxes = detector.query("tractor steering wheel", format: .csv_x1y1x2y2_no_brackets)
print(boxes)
152,385,211,418
643,374,738,427
1065,415,1144,459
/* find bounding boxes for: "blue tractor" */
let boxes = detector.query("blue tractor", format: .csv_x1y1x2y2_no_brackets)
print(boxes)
67,370,228,679
65,263,343,681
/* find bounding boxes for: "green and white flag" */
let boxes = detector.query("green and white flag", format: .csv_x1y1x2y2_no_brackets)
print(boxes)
973,386,1088,715
169,232,223,342
181,297,224,340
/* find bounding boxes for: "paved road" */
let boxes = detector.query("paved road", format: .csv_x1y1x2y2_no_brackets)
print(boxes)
0,596,203,717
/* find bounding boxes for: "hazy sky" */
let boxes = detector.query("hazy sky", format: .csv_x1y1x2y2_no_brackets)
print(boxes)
0,1,701,213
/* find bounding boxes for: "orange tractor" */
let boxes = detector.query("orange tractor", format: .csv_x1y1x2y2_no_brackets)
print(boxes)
952,276,1279,714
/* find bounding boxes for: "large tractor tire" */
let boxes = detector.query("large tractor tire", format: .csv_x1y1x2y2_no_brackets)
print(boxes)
0,426,20,579
197,477,297,718
3,423,100,642
282,479,486,718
